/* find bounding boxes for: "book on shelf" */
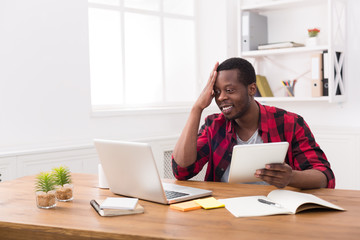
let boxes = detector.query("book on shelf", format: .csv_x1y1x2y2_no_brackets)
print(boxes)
90,199,144,217
258,41,304,50
311,53,323,97
219,189,345,218
322,51,329,96
256,75,273,97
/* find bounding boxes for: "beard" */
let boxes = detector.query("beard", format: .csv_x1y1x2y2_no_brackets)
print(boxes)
224,94,251,121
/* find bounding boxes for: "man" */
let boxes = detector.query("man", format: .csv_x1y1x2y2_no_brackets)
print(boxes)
172,57,334,189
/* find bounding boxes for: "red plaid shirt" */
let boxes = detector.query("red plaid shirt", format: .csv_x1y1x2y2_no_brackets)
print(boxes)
172,101,335,188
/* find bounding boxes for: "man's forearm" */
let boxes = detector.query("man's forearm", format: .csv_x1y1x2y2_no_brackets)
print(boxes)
173,62,218,168
172,106,203,168
289,169,328,189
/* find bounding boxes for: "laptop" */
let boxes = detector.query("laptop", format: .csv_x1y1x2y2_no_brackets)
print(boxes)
227,142,289,183
94,139,212,204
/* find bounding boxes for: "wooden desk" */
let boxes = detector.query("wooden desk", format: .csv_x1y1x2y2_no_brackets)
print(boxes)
0,173,359,240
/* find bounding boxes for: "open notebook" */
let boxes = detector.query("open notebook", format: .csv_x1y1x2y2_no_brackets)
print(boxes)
219,189,344,217
94,139,212,204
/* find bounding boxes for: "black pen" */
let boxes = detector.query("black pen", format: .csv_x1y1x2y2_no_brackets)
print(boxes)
257,198,282,208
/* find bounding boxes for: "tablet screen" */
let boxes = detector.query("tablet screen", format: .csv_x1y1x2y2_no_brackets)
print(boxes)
227,142,289,183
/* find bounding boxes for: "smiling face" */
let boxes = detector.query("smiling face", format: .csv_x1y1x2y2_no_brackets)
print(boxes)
214,69,254,120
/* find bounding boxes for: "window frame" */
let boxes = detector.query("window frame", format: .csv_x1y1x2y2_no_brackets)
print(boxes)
88,0,200,114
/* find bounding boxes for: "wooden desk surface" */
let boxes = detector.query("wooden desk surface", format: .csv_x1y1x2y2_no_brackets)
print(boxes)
1,173,360,240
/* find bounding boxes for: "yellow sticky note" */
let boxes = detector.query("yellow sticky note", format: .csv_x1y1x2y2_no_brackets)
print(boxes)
170,201,201,212
194,197,225,210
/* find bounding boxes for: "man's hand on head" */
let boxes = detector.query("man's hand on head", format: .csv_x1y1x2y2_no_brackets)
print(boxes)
194,62,219,111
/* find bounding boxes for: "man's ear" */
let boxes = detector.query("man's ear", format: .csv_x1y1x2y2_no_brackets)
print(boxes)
248,82,257,96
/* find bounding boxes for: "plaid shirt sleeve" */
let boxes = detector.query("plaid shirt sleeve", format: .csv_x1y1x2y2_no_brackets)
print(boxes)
259,103,335,188
171,126,209,180
289,115,335,188
172,114,220,180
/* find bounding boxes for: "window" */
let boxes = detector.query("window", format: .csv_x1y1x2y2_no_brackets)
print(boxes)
88,0,198,111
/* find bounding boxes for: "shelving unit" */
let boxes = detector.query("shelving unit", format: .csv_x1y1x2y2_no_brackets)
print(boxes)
238,0,347,103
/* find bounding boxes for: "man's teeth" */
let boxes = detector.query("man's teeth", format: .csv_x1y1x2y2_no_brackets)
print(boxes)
222,106,232,111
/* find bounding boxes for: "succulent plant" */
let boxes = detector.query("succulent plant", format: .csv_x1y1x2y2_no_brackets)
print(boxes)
35,172,56,193
52,166,72,186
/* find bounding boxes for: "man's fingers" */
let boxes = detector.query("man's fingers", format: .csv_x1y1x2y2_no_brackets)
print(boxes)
209,62,219,78
255,164,292,188
255,172,287,188
265,163,286,171
256,169,283,179
205,68,217,91
213,61,219,71
211,71,217,83
262,176,287,188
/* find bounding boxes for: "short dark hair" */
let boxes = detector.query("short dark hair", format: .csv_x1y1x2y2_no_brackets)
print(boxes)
216,57,256,86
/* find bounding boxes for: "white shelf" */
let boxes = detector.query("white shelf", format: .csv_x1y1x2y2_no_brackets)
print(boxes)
242,45,328,57
255,96,329,102
256,94,346,103
241,0,324,11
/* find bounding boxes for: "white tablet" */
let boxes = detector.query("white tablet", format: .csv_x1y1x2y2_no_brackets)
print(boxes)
227,142,289,183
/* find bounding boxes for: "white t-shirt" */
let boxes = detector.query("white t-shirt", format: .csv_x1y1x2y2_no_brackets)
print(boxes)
221,130,264,182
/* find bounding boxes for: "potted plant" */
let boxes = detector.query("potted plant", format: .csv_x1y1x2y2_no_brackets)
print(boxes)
308,28,320,37
306,28,320,46
52,166,73,201
35,172,56,209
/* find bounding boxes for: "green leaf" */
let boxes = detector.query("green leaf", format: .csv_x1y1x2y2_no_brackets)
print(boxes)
52,166,72,186
35,172,56,193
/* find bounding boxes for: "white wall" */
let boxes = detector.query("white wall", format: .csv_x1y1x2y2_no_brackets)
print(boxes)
0,0,93,151
0,0,227,153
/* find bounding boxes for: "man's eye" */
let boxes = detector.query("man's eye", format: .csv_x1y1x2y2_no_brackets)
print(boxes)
214,90,220,95
226,89,234,93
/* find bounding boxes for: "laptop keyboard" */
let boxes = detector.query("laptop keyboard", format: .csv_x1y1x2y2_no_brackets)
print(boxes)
165,190,189,199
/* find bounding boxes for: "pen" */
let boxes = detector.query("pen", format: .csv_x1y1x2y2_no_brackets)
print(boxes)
257,198,282,208
281,81,293,97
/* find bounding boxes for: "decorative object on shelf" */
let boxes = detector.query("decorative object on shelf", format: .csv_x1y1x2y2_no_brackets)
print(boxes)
306,28,320,46
52,166,73,202
35,172,57,209
308,28,320,37
281,80,296,97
